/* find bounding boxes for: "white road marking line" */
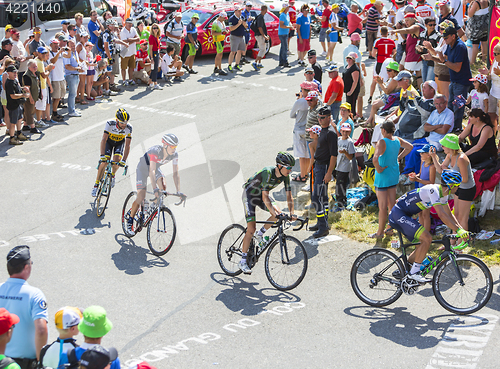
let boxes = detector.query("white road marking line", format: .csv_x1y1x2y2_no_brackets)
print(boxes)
303,235,342,245
42,120,107,151
148,86,228,106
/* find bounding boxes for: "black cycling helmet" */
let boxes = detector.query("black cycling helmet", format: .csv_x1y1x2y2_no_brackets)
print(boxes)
441,169,462,187
115,108,130,123
162,133,179,147
276,151,295,167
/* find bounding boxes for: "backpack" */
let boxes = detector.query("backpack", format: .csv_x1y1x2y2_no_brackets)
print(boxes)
0,357,15,369
37,339,79,369
97,30,109,51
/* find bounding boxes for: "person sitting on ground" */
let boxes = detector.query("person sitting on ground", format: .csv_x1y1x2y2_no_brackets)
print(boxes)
133,40,151,85
41,307,82,369
424,93,453,150
458,108,498,167
160,45,184,81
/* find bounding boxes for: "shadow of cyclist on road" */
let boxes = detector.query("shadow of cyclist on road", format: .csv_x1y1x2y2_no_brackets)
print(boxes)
111,234,169,275
211,272,301,316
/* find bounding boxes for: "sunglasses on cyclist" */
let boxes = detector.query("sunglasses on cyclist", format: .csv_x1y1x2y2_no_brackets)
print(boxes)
284,166,292,170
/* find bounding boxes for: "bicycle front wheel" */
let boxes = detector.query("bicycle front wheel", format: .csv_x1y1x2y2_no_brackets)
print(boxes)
217,224,244,276
433,254,493,315
350,249,404,307
122,191,142,238
264,236,308,291
96,175,111,217
147,207,176,256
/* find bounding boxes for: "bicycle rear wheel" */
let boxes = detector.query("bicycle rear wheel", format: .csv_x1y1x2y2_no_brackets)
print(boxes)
433,254,493,315
350,249,404,307
122,191,142,238
96,174,111,217
264,235,308,291
217,224,245,276
147,207,176,256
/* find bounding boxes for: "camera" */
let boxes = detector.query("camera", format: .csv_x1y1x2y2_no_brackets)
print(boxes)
64,47,70,51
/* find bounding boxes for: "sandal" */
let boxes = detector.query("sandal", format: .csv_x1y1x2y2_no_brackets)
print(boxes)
368,233,383,239
80,100,88,105
292,174,307,182
384,226,394,236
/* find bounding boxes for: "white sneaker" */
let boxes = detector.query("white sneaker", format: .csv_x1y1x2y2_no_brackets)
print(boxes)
408,273,431,284
239,262,252,274
149,83,154,88
91,185,98,197
154,84,163,90
35,120,49,128
301,184,310,192
108,91,118,96
68,111,82,117
122,80,129,86
129,79,137,85
320,51,327,56
102,90,111,96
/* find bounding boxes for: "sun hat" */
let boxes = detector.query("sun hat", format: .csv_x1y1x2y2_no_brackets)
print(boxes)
191,13,200,19
78,306,113,338
340,123,352,131
439,134,460,150
394,70,412,81
305,91,319,100
300,81,316,90
470,73,488,85
387,61,399,71
340,102,351,110
346,51,358,60
417,144,434,153
350,32,361,41
326,65,338,72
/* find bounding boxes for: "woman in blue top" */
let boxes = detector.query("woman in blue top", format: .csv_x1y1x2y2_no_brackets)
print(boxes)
278,4,294,67
371,121,413,238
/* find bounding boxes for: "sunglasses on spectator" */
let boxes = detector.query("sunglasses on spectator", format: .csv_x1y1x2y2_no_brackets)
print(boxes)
34,31,41,34
386,69,394,73
307,56,314,59
318,115,329,119
495,52,500,56
428,23,436,26
305,71,314,74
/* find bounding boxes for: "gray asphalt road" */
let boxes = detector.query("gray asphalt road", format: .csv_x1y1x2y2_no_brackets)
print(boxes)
1,37,499,369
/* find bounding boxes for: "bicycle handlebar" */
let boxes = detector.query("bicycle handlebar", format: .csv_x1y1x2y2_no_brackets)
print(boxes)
149,191,187,207
274,214,308,231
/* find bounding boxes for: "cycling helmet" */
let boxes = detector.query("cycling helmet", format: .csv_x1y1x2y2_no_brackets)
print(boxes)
162,133,179,147
441,169,462,187
115,108,130,123
276,151,296,167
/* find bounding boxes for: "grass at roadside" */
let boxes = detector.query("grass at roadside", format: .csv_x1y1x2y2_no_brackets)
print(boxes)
321,205,500,267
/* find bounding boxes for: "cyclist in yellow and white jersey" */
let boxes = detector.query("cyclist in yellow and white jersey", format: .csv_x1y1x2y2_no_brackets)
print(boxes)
91,108,132,197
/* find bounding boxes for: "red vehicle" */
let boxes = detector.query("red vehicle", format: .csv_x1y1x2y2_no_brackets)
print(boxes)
160,4,281,60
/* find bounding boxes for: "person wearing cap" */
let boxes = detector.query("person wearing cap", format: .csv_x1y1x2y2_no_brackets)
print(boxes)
134,40,151,85
165,12,184,57
423,93,453,150
458,108,497,167
102,20,128,91
384,70,419,121
69,307,120,369
61,20,71,38
295,4,311,67
336,102,355,138
309,105,338,238
0,246,48,367
278,3,293,68
227,5,249,72
4,65,31,145
241,2,254,64
325,4,343,65
2,25,13,43
365,0,385,56
307,50,322,83
77,345,118,369
347,4,366,37
0,308,21,369
323,65,343,125
437,2,463,37
120,18,140,86
304,66,322,94
335,121,355,209
135,21,150,52
343,52,360,118
211,12,228,76
251,5,269,70
342,33,361,72
10,28,31,84
41,307,82,369
430,133,475,241
183,13,200,74
318,0,331,56
465,73,488,113
0,39,12,61
369,26,396,104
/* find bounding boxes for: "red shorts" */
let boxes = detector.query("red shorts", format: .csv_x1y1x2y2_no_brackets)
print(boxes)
297,38,310,53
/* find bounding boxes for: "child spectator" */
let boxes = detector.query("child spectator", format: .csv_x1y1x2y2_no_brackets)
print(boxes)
408,144,436,232
335,123,355,210
77,345,118,369
0,308,20,369
85,42,97,101
466,73,489,113
41,307,82,369
161,45,184,81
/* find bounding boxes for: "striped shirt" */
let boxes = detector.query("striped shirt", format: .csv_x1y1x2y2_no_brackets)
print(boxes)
366,6,380,32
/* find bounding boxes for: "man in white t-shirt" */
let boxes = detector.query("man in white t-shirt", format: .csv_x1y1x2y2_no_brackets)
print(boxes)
120,18,140,86
9,28,32,82
48,38,67,122
165,12,184,57
160,45,184,80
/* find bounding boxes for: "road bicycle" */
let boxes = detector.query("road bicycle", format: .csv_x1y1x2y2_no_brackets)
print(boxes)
350,230,493,315
217,214,309,291
121,190,186,256
95,160,127,217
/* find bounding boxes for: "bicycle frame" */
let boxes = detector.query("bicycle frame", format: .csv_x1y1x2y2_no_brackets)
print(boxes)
137,191,186,231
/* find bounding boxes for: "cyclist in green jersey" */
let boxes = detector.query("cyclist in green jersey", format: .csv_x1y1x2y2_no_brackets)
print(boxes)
239,152,297,274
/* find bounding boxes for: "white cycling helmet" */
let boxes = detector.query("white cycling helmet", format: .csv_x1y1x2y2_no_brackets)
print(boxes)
162,133,179,147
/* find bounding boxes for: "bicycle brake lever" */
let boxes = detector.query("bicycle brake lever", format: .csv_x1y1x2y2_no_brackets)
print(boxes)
293,218,308,231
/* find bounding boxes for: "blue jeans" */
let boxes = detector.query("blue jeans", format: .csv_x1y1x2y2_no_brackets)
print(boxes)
330,101,341,125
448,82,470,131
421,60,435,82
311,163,329,230
65,74,79,114
279,34,288,66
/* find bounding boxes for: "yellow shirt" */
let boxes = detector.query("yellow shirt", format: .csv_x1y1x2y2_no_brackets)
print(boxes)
397,85,419,116
36,59,47,90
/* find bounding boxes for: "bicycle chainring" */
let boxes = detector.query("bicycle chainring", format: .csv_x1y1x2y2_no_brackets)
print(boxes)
401,276,420,295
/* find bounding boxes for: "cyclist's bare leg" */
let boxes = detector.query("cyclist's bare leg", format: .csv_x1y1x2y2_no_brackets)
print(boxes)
95,161,107,183
407,230,432,265
242,221,257,254
111,154,121,175
130,188,146,219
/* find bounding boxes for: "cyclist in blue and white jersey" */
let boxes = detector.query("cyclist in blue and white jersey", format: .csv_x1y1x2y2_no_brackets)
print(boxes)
125,133,184,236
92,108,132,197
388,170,469,283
